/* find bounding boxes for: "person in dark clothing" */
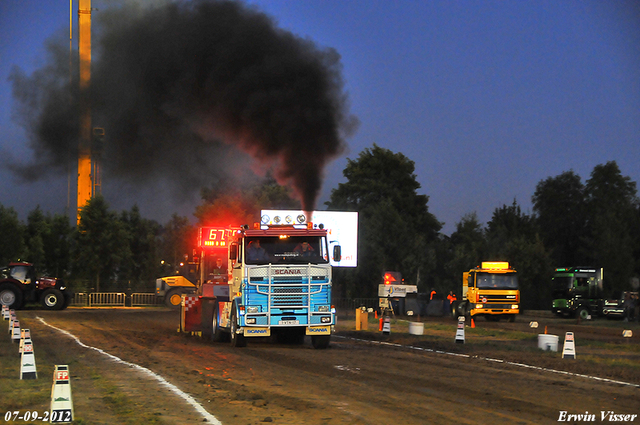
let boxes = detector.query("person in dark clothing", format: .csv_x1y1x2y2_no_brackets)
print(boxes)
247,240,269,262
294,241,315,257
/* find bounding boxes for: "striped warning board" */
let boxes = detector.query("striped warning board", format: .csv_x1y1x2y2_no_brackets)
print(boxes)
50,365,74,423
183,295,199,311
181,295,202,333
562,332,576,359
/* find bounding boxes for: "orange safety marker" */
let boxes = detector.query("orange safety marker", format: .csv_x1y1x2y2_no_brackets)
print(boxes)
470,318,475,328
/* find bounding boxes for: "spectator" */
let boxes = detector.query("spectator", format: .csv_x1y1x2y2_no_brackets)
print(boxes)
447,291,457,304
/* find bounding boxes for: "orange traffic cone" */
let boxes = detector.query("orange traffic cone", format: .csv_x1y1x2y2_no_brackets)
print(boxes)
470,318,475,328
375,311,378,319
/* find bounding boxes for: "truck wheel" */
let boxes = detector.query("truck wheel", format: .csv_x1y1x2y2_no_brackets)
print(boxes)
211,304,229,342
40,288,65,310
450,301,459,318
165,289,185,309
576,307,589,320
229,306,246,347
0,283,24,310
456,301,468,318
311,335,331,349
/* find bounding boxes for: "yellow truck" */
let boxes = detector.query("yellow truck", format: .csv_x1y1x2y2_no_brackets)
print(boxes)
455,262,519,322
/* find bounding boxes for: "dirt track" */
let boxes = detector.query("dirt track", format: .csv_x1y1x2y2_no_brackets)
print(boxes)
3,308,639,424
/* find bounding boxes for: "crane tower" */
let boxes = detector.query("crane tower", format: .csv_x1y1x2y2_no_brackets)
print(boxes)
77,0,97,223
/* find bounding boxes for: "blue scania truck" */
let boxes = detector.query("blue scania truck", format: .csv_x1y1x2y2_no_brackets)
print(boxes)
181,223,340,349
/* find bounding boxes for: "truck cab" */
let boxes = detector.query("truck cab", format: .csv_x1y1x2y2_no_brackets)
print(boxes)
182,223,339,349
457,262,519,321
551,267,603,319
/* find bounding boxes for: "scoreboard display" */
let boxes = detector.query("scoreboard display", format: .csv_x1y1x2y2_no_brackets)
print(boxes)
199,227,228,249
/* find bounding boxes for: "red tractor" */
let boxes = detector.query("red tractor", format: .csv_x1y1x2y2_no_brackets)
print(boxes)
0,262,72,310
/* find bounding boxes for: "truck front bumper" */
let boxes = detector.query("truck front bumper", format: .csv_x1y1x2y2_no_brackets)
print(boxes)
471,303,519,315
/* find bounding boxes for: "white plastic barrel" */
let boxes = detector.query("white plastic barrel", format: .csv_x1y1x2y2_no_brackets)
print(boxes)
538,334,559,351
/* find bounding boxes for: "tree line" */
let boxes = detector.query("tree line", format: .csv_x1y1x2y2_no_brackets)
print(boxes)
327,145,640,309
0,176,298,293
1,145,639,309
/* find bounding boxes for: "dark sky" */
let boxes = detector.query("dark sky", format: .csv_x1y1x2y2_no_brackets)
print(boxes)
1,0,639,235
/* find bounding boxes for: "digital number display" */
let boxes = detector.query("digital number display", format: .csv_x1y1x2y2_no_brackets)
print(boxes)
199,227,228,249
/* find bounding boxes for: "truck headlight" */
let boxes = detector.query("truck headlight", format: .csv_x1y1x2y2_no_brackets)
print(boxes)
321,316,331,323
246,306,260,313
512,305,519,310
318,305,330,312
476,304,483,309
246,318,256,324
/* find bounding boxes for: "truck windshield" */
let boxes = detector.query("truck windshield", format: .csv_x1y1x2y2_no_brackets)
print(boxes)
245,236,328,265
552,276,573,291
476,273,518,289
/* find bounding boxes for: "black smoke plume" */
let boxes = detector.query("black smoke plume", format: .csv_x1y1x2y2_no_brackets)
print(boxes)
9,0,357,212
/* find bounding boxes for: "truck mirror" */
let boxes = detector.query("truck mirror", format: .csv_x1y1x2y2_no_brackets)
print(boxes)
333,245,341,262
229,244,238,261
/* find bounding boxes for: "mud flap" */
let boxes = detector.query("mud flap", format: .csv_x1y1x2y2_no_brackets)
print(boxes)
180,295,202,333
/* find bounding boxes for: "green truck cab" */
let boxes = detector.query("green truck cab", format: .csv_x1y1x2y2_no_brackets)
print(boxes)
551,267,603,319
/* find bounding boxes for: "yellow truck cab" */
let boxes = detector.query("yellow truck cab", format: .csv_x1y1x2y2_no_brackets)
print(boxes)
458,262,519,322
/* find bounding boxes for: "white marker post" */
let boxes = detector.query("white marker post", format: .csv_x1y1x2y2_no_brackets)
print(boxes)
50,365,74,424
455,316,465,343
19,329,31,353
11,320,21,343
561,332,576,359
20,341,37,379
382,316,391,335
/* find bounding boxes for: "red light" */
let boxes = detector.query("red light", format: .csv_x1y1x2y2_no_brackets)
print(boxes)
383,272,401,285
